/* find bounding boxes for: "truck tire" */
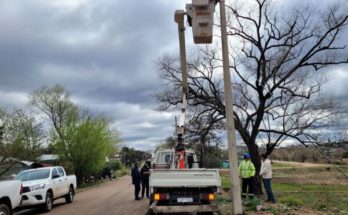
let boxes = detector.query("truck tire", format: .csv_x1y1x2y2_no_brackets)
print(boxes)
0,203,12,215
65,186,74,203
42,191,53,212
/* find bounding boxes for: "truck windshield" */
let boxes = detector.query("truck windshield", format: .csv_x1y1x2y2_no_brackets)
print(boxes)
16,169,50,181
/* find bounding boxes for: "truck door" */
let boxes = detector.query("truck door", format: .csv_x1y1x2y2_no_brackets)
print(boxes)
51,168,63,197
57,167,69,195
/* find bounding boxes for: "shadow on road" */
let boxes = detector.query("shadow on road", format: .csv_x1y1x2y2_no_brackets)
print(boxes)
14,202,67,215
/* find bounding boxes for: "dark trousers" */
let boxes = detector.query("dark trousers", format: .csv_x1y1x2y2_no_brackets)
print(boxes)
134,183,140,199
242,177,254,198
263,178,275,203
141,180,149,198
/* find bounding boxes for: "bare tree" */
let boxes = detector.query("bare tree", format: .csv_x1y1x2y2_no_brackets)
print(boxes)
30,85,79,143
157,0,348,193
185,110,224,167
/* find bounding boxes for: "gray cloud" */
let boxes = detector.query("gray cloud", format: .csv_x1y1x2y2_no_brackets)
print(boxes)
0,0,347,150
0,0,186,149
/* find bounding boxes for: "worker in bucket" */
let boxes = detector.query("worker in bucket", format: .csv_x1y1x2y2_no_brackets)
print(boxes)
238,152,255,199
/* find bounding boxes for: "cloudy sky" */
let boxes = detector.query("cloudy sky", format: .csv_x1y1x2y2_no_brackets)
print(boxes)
0,0,347,150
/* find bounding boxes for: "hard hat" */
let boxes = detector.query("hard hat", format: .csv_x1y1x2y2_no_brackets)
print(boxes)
243,153,250,159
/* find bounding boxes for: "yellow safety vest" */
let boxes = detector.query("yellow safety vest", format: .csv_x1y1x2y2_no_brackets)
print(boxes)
238,160,255,178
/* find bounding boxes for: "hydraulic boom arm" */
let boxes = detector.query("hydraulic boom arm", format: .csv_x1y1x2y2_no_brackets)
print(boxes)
174,10,188,146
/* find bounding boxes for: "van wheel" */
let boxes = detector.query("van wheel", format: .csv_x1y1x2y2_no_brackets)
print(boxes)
43,191,53,212
65,186,74,203
0,203,11,215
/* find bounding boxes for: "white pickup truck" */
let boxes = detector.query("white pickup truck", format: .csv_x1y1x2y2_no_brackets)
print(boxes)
15,166,76,212
0,180,22,215
149,149,221,214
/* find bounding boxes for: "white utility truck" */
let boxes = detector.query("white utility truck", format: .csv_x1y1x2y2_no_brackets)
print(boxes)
149,149,221,214
148,5,221,214
0,180,22,215
15,166,76,212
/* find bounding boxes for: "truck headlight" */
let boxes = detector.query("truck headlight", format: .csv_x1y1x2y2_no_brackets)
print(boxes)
30,184,46,191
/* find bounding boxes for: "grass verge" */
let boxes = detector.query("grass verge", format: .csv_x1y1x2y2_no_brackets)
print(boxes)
219,182,348,215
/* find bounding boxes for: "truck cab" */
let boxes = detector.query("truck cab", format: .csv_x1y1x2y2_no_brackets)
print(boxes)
149,148,221,214
152,149,199,170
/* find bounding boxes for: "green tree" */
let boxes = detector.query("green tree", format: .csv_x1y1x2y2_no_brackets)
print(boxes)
56,117,116,184
0,108,44,161
30,85,120,183
119,147,151,167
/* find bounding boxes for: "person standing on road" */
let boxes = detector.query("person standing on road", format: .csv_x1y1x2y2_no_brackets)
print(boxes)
260,154,276,203
131,163,141,200
239,153,255,199
140,161,150,199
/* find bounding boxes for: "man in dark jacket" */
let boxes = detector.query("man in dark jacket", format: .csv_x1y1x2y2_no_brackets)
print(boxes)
140,161,150,199
131,163,141,200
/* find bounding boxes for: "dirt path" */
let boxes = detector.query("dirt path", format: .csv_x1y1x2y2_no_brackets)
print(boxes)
15,176,149,215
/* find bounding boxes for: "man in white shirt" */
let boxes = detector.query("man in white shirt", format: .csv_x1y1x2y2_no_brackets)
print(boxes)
259,154,276,203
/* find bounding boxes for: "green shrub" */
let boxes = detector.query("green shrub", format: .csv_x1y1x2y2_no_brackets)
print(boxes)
316,203,327,210
266,206,280,215
243,197,261,211
216,196,232,204
106,160,123,171
115,166,128,177
278,196,304,207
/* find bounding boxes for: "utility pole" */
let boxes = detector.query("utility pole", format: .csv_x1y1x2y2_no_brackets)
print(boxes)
218,0,243,214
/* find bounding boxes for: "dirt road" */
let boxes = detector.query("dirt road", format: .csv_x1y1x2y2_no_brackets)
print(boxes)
15,176,149,215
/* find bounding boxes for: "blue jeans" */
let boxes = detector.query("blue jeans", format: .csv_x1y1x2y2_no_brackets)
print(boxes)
263,178,275,203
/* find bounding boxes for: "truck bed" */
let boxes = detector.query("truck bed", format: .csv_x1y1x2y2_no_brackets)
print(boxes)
150,169,221,188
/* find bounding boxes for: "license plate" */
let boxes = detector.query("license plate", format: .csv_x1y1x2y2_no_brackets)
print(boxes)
177,197,193,203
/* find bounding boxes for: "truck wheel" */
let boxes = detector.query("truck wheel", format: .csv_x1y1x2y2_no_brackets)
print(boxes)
43,191,54,212
65,187,74,203
0,203,12,215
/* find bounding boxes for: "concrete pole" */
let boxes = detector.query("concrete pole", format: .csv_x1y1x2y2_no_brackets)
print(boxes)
219,0,243,214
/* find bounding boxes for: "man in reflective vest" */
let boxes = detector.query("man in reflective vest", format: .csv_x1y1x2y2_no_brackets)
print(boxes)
238,153,255,199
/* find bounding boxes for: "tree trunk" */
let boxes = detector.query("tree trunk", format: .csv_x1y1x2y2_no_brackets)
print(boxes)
246,142,263,195
199,143,204,168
